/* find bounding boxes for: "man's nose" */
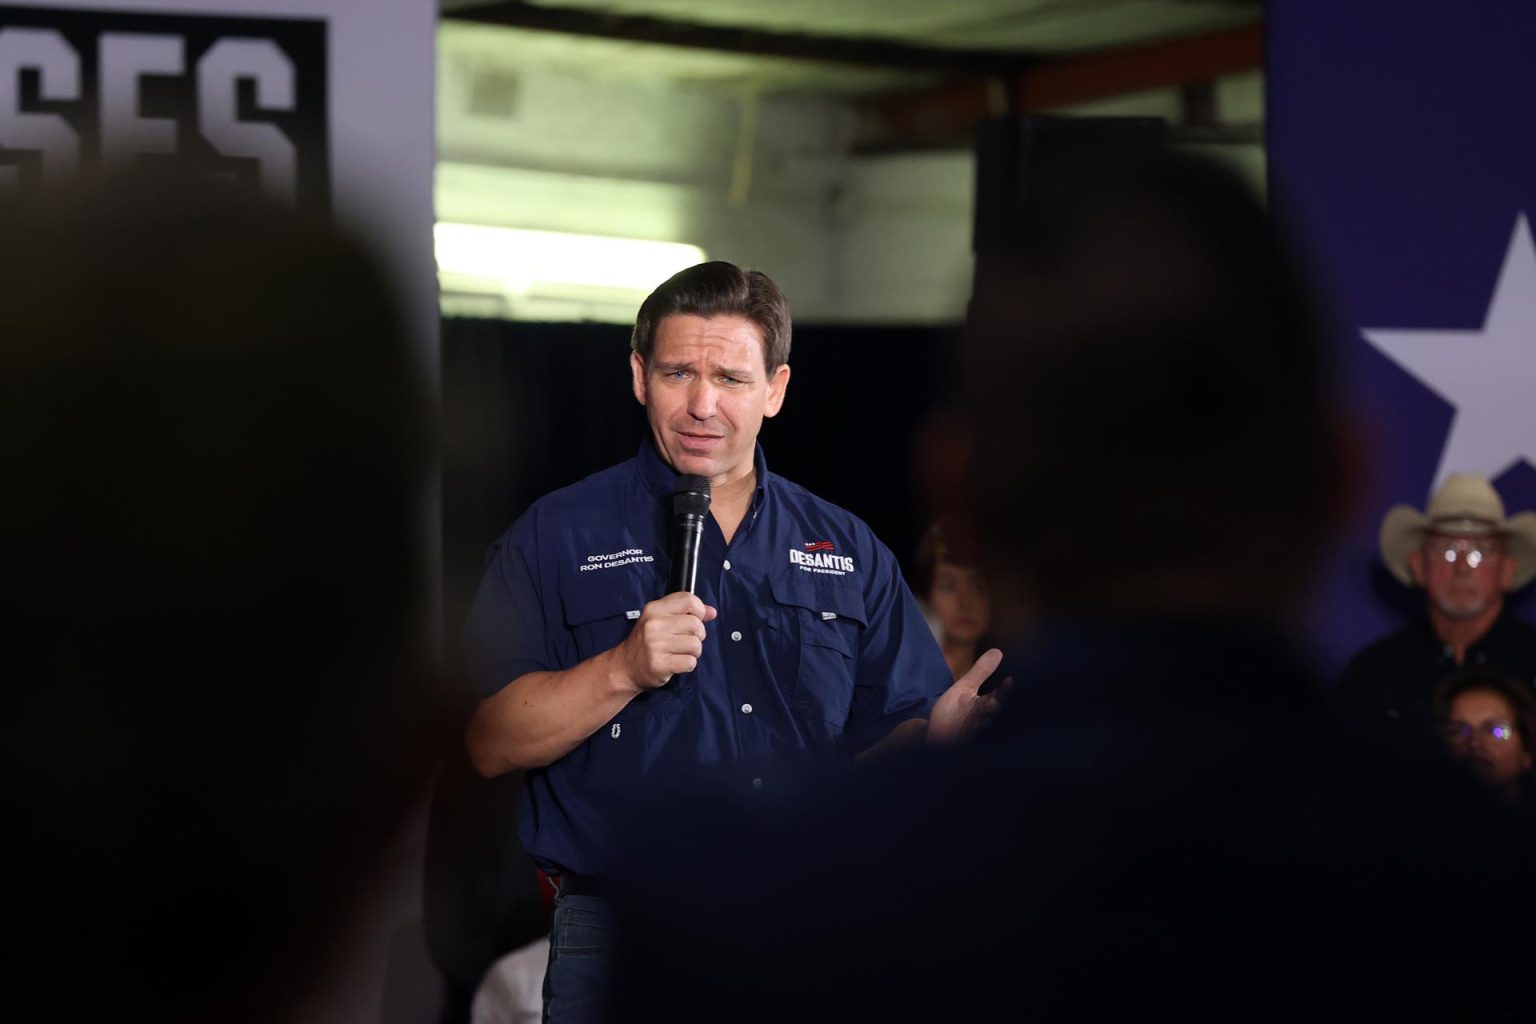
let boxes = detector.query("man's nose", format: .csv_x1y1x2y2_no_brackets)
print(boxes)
687,379,717,419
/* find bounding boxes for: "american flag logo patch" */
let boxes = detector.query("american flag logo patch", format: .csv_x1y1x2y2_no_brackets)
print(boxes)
804,540,835,553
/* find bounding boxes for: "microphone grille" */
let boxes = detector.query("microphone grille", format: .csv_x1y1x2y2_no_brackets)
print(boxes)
672,474,711,516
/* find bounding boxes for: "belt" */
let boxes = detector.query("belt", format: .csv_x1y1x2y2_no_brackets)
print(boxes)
553,872,609,898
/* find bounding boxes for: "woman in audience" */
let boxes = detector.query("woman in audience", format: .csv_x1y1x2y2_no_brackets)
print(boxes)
911,523,993,680
1434,667,1536,806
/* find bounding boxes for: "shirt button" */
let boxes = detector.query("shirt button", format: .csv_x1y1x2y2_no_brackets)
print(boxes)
723,559,732,571
741,703,753,714
731,630,743,642
752,777,763,790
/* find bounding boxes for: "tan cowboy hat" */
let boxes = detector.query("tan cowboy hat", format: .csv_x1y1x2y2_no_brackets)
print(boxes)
1379,473,1536,589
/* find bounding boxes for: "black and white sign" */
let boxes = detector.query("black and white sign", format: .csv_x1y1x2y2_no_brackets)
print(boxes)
0,0,437,397
0,4,329,210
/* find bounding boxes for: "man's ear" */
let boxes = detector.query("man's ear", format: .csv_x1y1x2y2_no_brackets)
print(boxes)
1501,551,1519,590
631,351,648,407
1407,545,1427,586
764,362,791,418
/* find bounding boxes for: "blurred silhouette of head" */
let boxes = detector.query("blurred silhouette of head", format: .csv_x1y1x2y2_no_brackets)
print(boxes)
0,171,441,1021
964,149,1339,622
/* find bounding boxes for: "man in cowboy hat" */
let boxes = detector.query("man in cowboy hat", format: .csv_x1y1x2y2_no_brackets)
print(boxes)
1335,473,1536,738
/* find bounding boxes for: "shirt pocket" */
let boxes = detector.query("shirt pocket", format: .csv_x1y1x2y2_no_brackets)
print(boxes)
560,572,654,663
768,570,869,727
559,570,686,719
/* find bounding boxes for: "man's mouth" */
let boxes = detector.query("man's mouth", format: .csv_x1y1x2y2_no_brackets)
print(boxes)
678,432,723,446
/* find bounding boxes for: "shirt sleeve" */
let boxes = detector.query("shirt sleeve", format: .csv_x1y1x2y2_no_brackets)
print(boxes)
463,510,575,700
841,537,951,752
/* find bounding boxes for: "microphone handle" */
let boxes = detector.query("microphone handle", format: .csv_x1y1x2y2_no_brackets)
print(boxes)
669,513,707,594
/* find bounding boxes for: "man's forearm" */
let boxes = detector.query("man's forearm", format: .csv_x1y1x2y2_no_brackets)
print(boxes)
466,650,640,776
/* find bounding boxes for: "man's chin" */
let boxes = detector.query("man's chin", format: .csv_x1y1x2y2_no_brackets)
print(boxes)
668,452,714,474
661,451,719,481
1433,599,1488,620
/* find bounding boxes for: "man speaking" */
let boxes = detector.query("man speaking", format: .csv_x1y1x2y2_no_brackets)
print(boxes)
464,261,999,1020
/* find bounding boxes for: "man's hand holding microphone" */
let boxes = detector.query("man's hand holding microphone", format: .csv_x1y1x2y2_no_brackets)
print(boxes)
615,593,716,690
615,473,716,691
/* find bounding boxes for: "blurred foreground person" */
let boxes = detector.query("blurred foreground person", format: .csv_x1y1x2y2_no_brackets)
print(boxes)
0,174,441,1021
1435,667,1536,806
610,150,1536,1019
1336,474,1536,739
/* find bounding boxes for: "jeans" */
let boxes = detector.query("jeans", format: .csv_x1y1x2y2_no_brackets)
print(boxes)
542,893,613,1024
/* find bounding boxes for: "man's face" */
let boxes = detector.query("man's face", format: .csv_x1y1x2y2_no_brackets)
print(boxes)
1408,531,1516,621
631,314,790,488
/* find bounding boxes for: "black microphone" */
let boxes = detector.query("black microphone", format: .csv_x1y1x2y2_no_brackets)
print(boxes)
668,474,711,594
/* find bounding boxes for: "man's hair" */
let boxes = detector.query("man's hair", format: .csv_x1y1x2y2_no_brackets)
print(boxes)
0,173,442,1020
1433,667,1536,758
631,261,792,371
964,149,1336,612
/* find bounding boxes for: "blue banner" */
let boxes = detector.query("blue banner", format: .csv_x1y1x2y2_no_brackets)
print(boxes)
1269,3,1536,671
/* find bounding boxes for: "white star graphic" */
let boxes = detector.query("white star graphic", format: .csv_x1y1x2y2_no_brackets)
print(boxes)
1363,213,1536,491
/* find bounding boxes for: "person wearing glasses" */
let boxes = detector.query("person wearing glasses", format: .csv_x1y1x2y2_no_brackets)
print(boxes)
1434,667,1536,805
1336,474,1536,740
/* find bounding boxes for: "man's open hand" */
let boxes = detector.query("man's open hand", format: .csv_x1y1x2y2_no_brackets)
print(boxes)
927,648,1008,746
616,592,717,691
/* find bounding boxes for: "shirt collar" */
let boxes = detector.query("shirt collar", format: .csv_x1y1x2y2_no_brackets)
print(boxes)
1420,609,1511,661
635,436,771,504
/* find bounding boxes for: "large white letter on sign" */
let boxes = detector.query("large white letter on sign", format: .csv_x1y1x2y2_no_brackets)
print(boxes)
101,32,184,166
199,39,298,203
0,27,80,186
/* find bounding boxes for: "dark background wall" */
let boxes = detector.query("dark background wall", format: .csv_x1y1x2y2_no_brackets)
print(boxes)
441,317,957,649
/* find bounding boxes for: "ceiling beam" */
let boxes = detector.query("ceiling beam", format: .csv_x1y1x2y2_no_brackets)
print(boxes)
442,0,1039,76
1015,23,1262,108
861,24,1264,151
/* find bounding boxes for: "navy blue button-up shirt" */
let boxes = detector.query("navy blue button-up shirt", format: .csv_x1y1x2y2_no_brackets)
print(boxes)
465,440,949,876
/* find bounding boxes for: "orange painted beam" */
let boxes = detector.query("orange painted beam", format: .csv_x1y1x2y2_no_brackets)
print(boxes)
862,23,1263,150
1015,24,1263,109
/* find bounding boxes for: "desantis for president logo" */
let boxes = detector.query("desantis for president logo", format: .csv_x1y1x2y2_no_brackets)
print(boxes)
790,540,855,576
0,4,329,211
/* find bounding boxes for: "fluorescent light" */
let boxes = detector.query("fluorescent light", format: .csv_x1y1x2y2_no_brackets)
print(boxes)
435,222,705,294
